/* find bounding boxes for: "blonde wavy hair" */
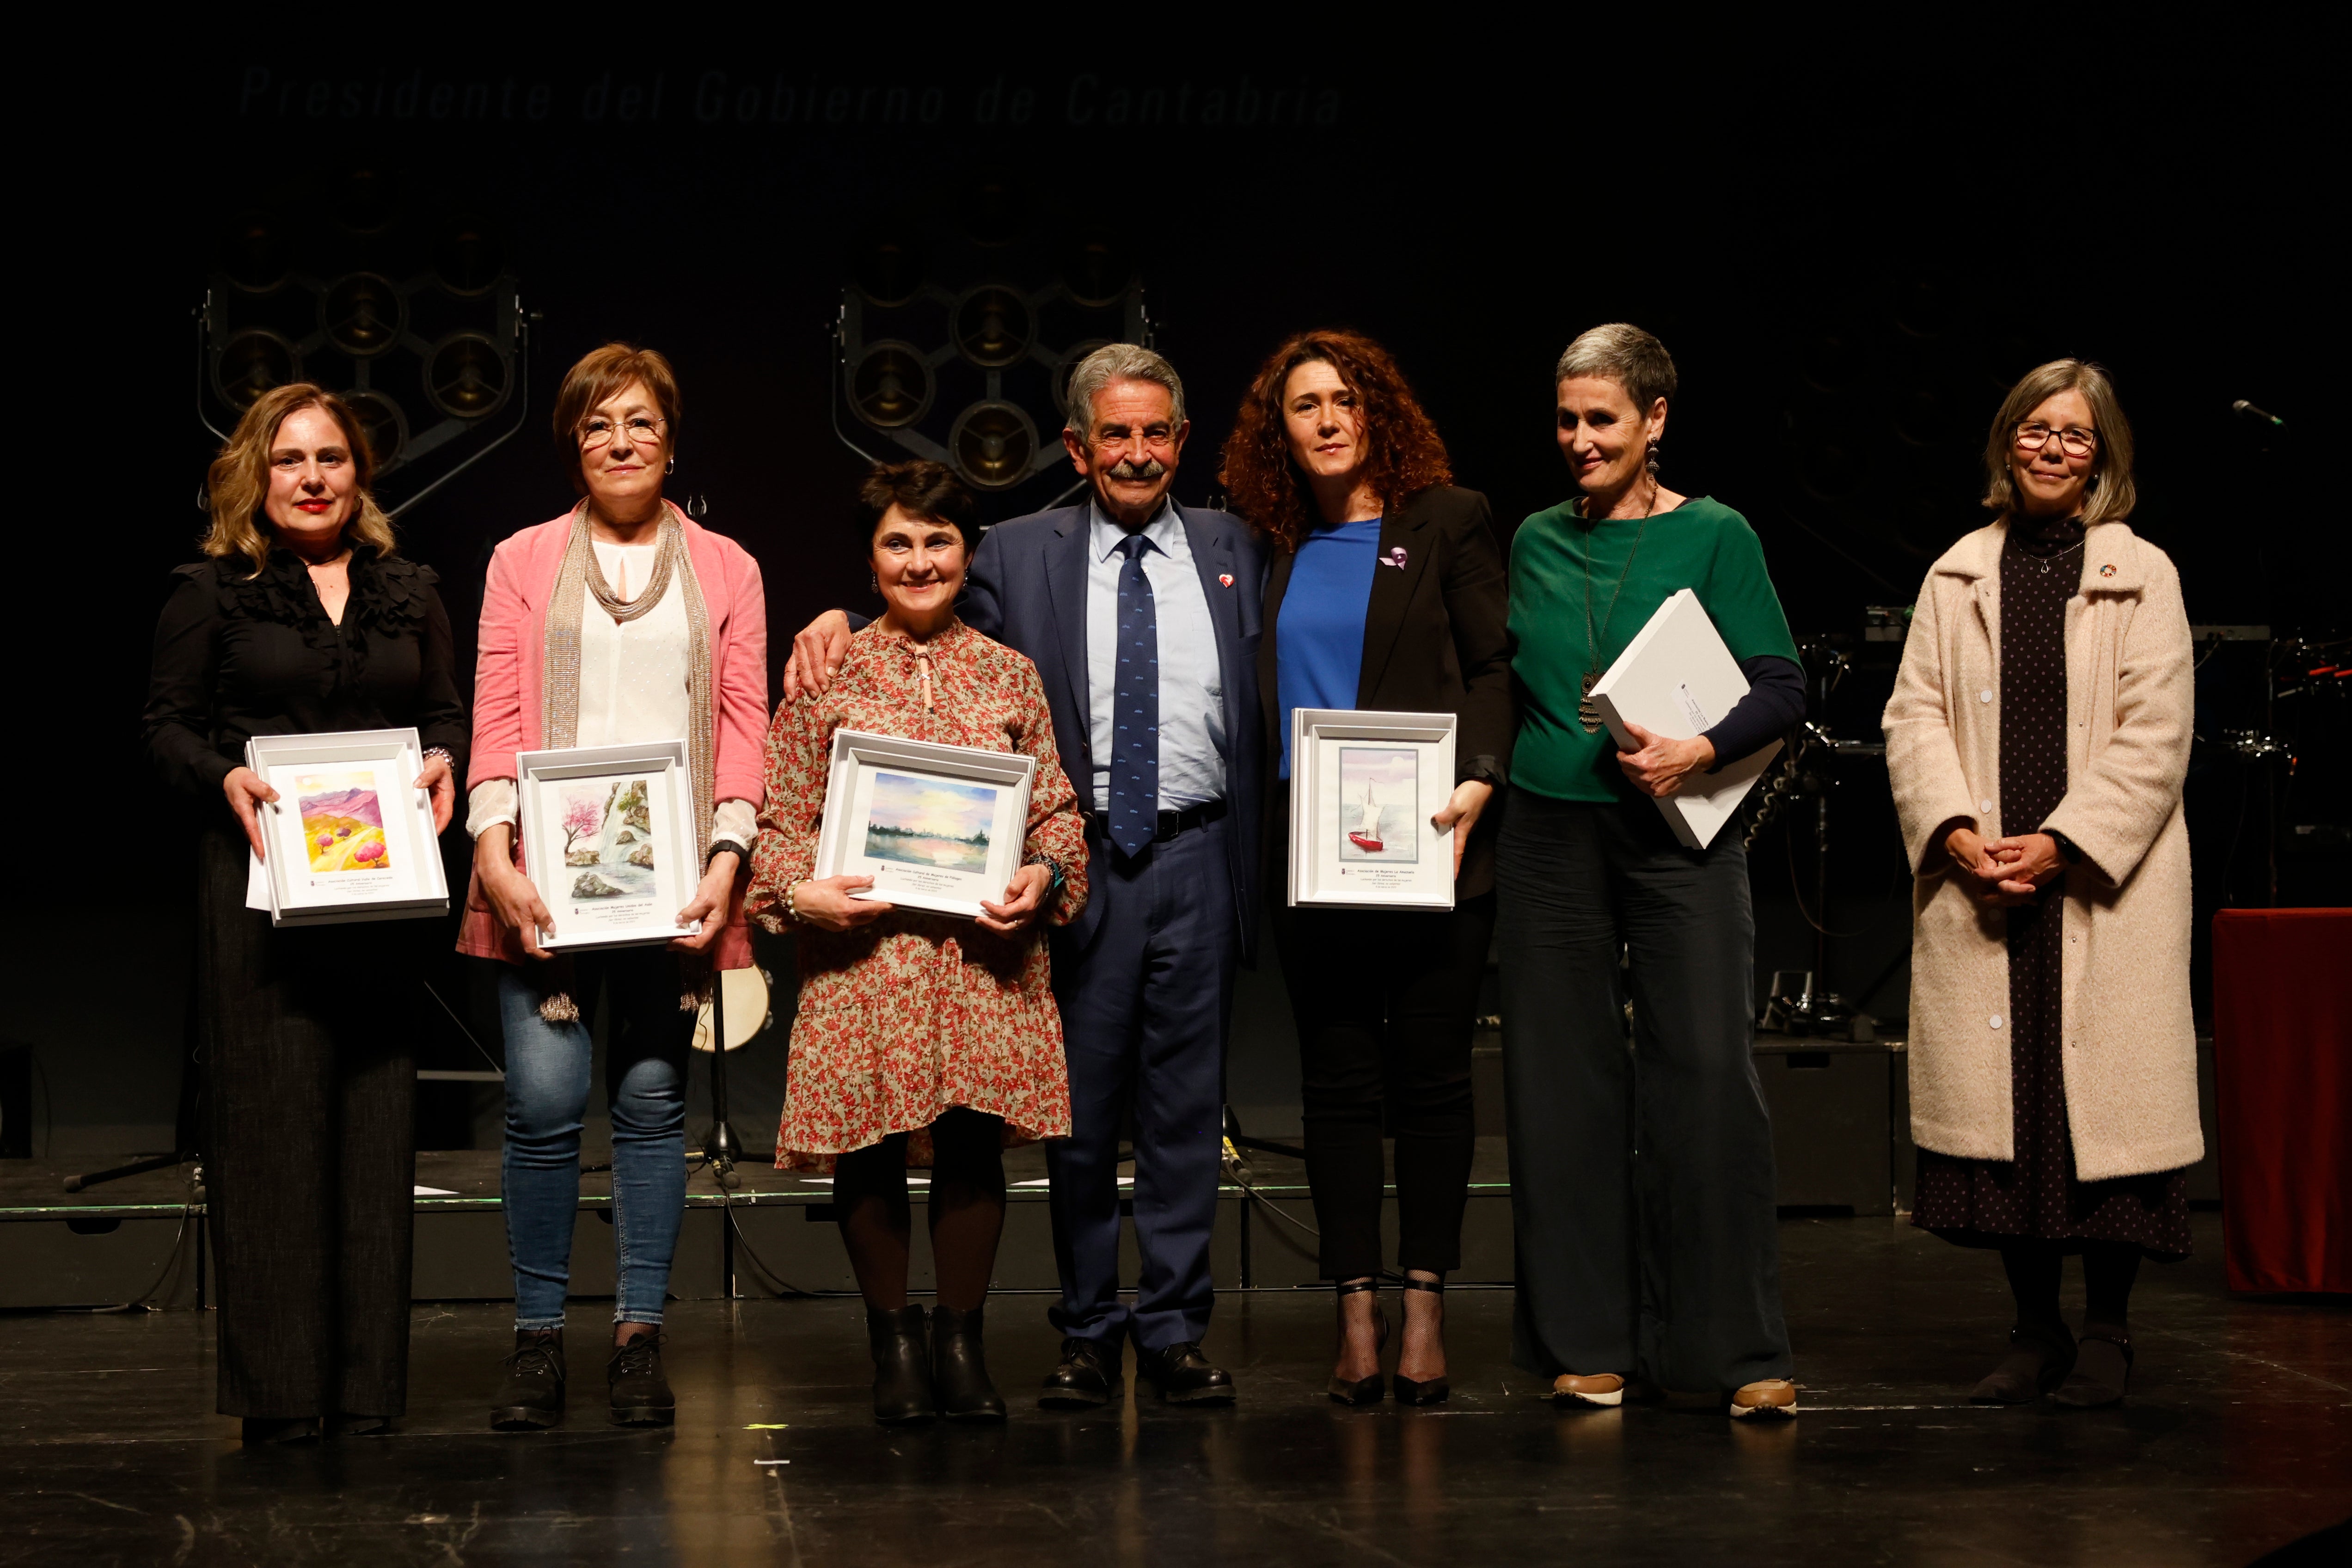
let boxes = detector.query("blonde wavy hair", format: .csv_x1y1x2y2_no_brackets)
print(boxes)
1981,359,2138,527
203,383,398,576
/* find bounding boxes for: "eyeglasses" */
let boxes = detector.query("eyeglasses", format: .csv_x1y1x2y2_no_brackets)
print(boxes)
2014,421,2098,459
579,415,667,449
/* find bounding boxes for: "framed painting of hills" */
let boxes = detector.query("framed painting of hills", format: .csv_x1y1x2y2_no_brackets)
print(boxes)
515,740,700,952
246,728,450,927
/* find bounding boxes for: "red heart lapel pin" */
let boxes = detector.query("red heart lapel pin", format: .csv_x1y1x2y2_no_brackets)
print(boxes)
1219,573,1234,587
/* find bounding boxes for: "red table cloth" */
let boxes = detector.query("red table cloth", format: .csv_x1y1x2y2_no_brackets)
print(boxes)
2212,907,2352,1294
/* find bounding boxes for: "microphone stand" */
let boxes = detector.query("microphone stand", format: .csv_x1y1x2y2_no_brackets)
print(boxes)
705,969,741,1191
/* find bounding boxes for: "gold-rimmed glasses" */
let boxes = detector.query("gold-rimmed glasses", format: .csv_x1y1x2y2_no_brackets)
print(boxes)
580,414,667,449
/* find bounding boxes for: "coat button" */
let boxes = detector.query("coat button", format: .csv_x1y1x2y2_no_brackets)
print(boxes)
1989,1015,2003,1029
1980,689,1993,703
1980,799,1995,814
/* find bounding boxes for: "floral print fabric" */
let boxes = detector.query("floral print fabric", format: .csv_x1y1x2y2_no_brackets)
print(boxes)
747,619,1088,1170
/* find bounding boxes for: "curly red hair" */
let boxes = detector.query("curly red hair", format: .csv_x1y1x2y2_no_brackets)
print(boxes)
1218,330,1452,553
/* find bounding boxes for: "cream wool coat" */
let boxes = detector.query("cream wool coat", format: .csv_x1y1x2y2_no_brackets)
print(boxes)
1881,519,2202,1182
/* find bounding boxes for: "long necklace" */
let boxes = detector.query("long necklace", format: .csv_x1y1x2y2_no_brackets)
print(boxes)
1578,481,1659,734
581,501,680,623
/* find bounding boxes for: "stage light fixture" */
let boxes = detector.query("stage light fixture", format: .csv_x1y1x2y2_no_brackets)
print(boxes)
1052,339,1112,417
433,219,505,298
341,390,409,467
854,231,928,308
953,286,1035,369
321,274,404,358
848,342,935,429
949,401,1039,490
214,329,300,410
199,192,529,513
425,332,511,420
831,181,1152,515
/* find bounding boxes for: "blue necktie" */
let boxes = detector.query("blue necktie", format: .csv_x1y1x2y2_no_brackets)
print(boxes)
1109,533,1160,858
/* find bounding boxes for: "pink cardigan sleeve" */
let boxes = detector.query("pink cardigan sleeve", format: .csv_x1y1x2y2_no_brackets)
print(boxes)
469,538,531,789
713,539,769,808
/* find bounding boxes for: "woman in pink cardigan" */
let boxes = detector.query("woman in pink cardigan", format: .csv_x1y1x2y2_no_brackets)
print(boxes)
461,344,767,1433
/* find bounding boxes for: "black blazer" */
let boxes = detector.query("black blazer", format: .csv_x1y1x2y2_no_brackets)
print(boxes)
1257,484,1515,899
965,500,1271,961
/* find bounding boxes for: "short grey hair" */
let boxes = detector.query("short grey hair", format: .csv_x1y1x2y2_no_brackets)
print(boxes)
1554,323,1678,411
1064,343,1187,435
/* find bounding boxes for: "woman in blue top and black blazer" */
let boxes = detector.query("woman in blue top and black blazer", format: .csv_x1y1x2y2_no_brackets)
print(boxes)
1221,329,1514,1407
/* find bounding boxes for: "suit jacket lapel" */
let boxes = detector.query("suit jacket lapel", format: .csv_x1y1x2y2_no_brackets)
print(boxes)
1044,508,1093,735
1358,495,1437,701
1180,504,1243,746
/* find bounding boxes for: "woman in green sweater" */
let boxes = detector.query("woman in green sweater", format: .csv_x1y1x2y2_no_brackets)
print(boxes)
1499,323,1808,1418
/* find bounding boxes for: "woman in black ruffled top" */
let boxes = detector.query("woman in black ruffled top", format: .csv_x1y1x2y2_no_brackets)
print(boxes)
144,384,466,1444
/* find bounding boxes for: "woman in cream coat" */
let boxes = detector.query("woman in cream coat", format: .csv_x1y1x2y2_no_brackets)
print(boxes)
1882,359,2198,1410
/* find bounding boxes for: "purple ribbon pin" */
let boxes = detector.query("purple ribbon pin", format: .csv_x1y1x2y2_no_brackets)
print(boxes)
1380,546,1408,569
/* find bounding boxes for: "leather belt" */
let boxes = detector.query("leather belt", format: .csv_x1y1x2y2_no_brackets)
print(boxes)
1090,798,1228,846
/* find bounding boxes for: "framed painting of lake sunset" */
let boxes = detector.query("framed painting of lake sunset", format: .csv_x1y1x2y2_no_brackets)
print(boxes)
814,730,1036,919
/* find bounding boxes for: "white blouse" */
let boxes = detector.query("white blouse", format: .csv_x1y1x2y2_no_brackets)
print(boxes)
467,541,755,849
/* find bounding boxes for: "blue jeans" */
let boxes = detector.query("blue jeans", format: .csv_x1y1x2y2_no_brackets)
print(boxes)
498,949,689,1329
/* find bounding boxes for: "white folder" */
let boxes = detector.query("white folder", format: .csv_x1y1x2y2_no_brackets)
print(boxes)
1589,589,1783,850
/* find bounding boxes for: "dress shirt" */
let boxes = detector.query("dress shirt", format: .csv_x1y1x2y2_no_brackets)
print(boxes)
1085,499,1225,814
468,540,756,849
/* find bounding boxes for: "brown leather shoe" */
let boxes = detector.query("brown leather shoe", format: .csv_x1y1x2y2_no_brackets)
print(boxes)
1728,1378,1799,1418
1550,1372,1626,1407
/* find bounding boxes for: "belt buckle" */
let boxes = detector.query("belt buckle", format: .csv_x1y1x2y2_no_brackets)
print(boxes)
1153,809,1182,843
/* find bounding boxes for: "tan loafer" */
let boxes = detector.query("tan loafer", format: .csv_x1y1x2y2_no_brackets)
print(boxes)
1727,1378,1798,1419
1550,1372,1626,1407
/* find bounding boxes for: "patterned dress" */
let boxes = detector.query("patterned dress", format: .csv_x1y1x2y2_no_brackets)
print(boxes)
1912,519,2192,1258
747,619,1089,1171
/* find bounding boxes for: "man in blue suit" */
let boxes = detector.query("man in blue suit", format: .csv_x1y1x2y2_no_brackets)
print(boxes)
787,345,1266,1405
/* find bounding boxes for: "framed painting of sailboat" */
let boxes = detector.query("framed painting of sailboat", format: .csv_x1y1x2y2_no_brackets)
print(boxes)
1287,709,1458,911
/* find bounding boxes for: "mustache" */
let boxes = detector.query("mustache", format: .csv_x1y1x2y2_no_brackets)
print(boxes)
1106,458,1167,482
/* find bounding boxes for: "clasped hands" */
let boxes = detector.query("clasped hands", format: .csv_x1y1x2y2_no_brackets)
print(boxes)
1942,824,2066,907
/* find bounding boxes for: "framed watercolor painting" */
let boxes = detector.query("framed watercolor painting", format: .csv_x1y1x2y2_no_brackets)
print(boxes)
245,728,450,927
812,730,1037,919
1286,709,1458,911
515,740,701,952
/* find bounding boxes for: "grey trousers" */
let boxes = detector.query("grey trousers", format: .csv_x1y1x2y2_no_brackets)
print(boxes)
1495,792,1791,1391
200,826,417,1420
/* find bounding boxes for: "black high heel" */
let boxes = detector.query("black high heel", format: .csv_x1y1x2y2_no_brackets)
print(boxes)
1327,1279,1387,1406
1392,1276,1451,1407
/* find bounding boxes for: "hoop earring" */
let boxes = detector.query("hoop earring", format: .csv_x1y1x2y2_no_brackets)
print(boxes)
665,456,676,476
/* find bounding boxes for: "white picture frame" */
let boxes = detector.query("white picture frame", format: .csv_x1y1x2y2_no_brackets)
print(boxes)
813,729,1037,920
516,740,701,952
246,728,449,927
1287,709,1458,912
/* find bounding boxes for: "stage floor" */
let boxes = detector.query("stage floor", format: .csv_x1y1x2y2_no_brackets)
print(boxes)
5,1213,2345,1567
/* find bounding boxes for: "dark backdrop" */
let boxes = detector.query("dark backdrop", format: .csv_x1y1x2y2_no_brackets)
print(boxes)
15,37,2339,1155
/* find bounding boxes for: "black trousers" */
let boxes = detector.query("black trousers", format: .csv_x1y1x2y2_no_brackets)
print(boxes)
198,827,416,1420
1272,891,1494,1280
1495,793,1791,1391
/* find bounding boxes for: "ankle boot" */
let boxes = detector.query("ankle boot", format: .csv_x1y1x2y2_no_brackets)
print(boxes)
867,1304,936,1425
931,1304,1007,1422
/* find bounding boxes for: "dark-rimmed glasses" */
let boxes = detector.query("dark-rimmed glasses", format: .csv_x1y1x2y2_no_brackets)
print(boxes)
2015,421,2097,459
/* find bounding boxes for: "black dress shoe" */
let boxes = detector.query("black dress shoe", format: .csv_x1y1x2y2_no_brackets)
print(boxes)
868,1304,937,1425
1971,1320,2076,1405
931,1304,1007,1422
491,1328,567,1431
2052,1329,2133,1409
239,1417,318,1445
607,1331,676,1427
333,1414,391,1437
1039,1336,1122,1409
1137,1341,1236,1405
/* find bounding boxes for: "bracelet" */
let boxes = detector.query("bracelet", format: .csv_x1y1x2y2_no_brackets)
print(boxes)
1023,853,1066,903
784,880,807,924
707,839,745,870
422,746,455,769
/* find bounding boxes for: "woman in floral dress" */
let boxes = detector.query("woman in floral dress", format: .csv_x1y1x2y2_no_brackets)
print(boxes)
747,461,1088,1426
